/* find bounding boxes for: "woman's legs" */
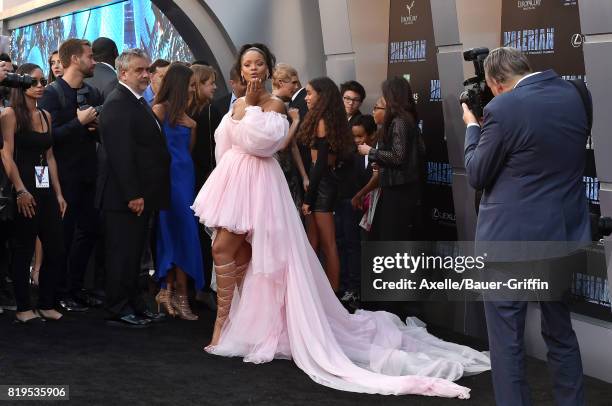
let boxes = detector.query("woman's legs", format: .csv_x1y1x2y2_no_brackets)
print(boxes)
305,214,320,252
11,208,38,321
172,267,198,320
36,193,65,320
208,228,247,347
313,212,341,292
234,241,252,291
32,237,42,286
165,269,176,291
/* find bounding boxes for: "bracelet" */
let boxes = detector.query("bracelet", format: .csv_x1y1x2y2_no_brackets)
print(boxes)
16,189,28,199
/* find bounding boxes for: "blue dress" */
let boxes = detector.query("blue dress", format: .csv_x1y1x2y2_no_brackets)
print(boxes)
156,120,204,290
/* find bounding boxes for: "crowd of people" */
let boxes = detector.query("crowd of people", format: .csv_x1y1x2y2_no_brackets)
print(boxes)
0,37,426,325
0,34,593,403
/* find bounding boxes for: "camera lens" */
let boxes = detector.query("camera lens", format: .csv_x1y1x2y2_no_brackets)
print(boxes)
0,73,34,89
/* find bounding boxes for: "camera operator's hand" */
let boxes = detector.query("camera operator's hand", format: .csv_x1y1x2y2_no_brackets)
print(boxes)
461,103,478,126
0,61,8,83
77,107,98,126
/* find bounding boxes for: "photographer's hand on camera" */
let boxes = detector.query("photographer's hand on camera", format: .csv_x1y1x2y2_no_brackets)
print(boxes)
462,103,479,127
77,106,97,126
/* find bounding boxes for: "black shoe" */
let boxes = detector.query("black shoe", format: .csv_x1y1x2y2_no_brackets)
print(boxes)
58,298,89,312
106,314,152,328
139,310,166,323
13,315,46,324
0,288,17,311
35,309,63,321
74,290,103,307
195,291,217,311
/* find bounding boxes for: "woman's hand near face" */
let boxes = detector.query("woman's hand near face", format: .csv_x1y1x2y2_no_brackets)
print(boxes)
245,78,262,106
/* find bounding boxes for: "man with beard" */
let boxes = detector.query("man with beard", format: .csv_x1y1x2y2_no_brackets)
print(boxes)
39,39,103,311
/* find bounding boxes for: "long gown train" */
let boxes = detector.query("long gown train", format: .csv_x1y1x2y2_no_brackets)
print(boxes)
192,106,490,398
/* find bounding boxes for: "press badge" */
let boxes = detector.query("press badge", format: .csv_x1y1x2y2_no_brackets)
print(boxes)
34,166,49,188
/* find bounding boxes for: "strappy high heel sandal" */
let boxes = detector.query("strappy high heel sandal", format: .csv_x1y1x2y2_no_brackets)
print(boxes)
172,294,199,321
155,288,176,317
205,261,238,351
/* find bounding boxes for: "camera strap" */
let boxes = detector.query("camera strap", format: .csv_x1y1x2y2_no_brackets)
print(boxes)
48,80,100,111
568,79,592,135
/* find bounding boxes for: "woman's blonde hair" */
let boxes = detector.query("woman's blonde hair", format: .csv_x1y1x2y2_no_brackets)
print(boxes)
189,64,217,116
272,63,298,90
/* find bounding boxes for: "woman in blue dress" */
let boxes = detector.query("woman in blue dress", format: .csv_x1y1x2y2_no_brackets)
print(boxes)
152,62,203,320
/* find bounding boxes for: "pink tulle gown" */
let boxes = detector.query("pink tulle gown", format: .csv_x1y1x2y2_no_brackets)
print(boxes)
192,105,490,399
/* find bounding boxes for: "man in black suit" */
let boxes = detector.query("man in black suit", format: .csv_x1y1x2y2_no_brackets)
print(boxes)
39,39,102,312
288,74,310,173
97,49,171,327
84,37,119,101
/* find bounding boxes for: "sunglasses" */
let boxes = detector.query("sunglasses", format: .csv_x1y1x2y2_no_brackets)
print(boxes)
31,78,48,87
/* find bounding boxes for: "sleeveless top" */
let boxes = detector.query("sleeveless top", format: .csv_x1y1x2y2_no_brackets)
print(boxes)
14,109,53,193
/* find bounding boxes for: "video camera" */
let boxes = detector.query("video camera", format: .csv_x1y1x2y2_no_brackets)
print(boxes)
1,73,34,89
459,47,493,119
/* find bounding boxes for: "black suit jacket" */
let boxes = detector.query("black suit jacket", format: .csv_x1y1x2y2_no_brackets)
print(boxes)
96,84,171,211
38,77,102,184
212,92,232,115
84,63,118,102
289,88,311,168
289,88,308,122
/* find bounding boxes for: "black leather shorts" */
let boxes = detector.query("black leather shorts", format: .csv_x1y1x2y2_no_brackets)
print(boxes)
311,169,338,212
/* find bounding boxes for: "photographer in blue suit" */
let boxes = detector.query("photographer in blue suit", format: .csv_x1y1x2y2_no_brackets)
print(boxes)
462,47,590,406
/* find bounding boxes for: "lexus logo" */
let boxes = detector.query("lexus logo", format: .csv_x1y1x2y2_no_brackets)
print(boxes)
571,33,584,48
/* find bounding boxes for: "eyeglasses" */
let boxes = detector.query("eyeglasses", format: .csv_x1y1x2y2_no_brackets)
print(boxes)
31,78,48,87
373,105,386,111
343,96,362,104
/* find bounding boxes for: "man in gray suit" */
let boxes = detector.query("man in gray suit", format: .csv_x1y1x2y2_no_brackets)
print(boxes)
85,37,118,101
463,47,590,406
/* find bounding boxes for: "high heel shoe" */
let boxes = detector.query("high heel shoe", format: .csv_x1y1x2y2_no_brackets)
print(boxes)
155,288,176,317
35,309,63,321
172,294,198,321
205,261,238,351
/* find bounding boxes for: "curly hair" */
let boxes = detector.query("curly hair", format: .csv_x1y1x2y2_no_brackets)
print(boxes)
381,76,418,141
297,77,352,156
232,43,276,85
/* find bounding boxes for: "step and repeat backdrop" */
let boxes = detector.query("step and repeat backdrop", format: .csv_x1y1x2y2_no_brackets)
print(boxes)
502,0,609,320
387,0,610,319
387,0,456,241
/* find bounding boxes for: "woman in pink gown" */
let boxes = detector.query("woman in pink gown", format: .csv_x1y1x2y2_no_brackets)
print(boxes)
192,43,490,399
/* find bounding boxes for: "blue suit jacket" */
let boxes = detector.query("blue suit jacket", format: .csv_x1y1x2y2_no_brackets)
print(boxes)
464,70,591,242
